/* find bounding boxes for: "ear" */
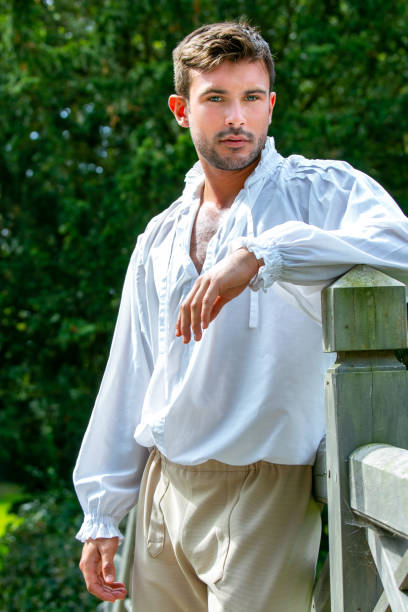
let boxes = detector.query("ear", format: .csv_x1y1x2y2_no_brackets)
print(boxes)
168,95,189,128
268,92,276,125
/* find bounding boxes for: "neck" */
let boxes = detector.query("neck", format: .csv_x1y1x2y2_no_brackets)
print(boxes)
199,155,260,209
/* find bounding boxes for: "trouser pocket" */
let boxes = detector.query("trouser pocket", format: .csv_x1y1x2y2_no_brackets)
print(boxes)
187,470,250,585
146,468,169,558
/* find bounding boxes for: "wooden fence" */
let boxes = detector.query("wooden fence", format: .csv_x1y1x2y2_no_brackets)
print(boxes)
100,264,408,612
312,264,408,611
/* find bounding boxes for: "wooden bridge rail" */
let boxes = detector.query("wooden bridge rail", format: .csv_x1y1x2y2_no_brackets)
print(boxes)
312,264,408,612
101,265,408,612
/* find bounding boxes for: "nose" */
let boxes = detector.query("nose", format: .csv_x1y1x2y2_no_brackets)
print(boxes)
225,101,246,128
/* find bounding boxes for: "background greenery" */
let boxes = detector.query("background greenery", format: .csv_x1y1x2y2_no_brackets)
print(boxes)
1,0,407,609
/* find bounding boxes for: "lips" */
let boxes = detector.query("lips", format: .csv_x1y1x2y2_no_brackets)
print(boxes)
220,137,249,147
221,136,248,142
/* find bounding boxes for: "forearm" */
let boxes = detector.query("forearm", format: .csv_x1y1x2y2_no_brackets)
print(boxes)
230,218,408,290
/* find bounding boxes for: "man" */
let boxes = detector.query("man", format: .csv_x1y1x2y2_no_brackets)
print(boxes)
74,21,408,611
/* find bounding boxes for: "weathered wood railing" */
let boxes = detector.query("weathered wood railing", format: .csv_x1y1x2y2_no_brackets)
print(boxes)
312,264,408,611
101,264,408,612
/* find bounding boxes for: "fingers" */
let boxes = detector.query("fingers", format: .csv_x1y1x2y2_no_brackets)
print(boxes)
200,283,220,331
79,538,127,603
177,276,215,343
191,278,211,341
176,301,191,344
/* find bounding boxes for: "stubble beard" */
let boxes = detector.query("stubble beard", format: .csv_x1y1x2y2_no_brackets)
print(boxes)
193,129,268,171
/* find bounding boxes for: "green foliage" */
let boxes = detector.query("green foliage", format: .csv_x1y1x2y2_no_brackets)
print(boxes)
0,488,95,611
1,0,407,491
396,348,408,369
0,483,24,538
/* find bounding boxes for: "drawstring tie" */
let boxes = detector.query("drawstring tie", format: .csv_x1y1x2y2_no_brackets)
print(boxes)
244,198,260,329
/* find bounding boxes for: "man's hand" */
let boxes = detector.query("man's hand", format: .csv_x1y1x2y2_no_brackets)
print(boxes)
79,537,127,602
176,247,262,343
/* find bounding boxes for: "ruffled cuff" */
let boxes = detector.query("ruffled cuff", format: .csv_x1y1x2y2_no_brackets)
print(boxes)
76,514,124,543
229,237,283,291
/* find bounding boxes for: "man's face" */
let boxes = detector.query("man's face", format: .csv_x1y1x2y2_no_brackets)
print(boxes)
183,59,276,172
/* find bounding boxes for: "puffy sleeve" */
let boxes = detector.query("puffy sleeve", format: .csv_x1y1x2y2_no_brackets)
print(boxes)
73,238,151,542
231,162,408,321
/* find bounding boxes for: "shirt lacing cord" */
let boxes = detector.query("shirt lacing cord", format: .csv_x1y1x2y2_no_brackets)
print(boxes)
244,201,260,329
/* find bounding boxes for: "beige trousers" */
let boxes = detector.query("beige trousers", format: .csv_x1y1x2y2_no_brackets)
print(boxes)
132,448,321,612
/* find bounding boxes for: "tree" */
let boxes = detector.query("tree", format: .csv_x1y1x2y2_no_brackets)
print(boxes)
1,0,407,487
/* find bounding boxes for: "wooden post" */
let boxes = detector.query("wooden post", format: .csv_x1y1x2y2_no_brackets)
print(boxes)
322,265,408,612
112,506,137,612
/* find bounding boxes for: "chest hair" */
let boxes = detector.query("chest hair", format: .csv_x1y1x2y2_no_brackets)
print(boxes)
190,202,230,274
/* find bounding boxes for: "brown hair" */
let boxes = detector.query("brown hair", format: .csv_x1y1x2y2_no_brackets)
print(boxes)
172,21,275,99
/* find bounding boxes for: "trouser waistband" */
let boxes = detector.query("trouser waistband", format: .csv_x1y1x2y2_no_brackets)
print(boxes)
152,446,294,474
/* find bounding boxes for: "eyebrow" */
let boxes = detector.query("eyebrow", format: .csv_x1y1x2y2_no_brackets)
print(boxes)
199,87,268,97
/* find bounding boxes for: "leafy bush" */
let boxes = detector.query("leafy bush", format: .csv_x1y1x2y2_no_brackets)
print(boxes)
397,349,408,369
0,488,96,612
1,0,407,490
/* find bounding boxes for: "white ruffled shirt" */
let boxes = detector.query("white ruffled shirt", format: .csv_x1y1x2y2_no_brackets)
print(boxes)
73,137,408,541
